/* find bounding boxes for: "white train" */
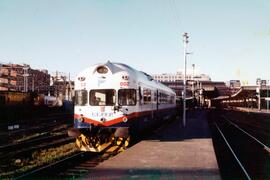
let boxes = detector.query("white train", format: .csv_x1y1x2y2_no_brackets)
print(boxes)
71,61,176,152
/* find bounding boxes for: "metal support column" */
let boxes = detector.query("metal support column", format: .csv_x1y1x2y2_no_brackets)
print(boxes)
182,33,189,127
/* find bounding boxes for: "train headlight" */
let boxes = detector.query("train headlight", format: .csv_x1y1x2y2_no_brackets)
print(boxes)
122,75,129,80
122,117,128,123
97,66,108,74
100,117,106,122
77,117,84,123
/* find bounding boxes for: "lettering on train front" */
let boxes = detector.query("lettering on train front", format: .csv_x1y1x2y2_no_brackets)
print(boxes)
120,82,129,87
91,112,113,117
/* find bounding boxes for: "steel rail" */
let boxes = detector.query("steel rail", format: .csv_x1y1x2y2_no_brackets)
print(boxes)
0,113,72,134
222,116,270,153
0,133,68,153
0,137,75,160
214,122,252,180
14,151,87,180
13,139,121,179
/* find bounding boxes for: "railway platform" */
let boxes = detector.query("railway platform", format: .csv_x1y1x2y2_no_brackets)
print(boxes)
84,109,221,179
234,107,270,114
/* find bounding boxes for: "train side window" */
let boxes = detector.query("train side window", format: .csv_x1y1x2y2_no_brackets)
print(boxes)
75,90,88,106
159,92,169,104
90,89,116,106
171,96,175,104
118,89,136,106
154,92,157,102
164,93,168,104
165,94,169,104
143,89,151,104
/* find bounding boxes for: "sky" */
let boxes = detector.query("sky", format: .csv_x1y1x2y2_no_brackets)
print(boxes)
0,0,269,85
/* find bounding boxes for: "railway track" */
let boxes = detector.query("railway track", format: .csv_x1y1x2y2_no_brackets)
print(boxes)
13,115,179,179
1,114,179,179
0,126,67,151
15,143,123,179
0,116,75,160
213,115,270,179
0,125,77,179
223,110,270,146
0,137,76,179
0,133,74,161
0,113,73,145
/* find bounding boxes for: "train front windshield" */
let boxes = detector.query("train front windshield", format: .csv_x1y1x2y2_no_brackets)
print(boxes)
118,89,136,106
90,89,116,106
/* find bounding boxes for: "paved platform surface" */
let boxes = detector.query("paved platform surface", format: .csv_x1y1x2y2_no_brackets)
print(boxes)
234,107,270,114
84,110,221,179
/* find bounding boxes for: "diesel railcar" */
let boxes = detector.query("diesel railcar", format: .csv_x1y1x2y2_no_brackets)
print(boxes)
71,61,176,152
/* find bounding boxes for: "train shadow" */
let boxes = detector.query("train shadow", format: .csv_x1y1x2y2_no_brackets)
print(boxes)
143,109,212,142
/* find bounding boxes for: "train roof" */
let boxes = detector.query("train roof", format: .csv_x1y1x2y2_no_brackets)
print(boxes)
76,61,175,94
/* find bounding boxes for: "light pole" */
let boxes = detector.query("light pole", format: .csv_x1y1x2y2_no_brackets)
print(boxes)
267,80,269,112
256,79,261,111
192,64,195,102
182,32,189,127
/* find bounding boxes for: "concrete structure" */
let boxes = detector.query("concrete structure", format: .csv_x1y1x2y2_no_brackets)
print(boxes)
160,80,229,107
211,85,270,110
151,72,212,102
0,64,17,91
226,80,241,89
152,72,211,82
0,62,74,100
50,72,75,101
84,110,221,179
151,70,234,107
0,63,50,94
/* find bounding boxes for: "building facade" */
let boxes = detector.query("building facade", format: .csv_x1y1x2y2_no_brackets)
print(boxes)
50,72,75,101
0,64,17,91
0,63,50,94
151,71,211,98
151,72,211,82
151,72,232,107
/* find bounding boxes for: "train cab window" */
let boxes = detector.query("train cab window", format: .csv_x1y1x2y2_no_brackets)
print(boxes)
118,89,136,106
90,89,115,106
143,89,151,104
75,90,88,106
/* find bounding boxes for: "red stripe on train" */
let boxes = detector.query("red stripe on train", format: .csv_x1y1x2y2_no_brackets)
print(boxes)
74,107,175,127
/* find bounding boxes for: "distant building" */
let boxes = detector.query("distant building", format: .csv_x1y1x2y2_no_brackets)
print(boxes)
256,78,267,86
228,80,241,89
151,71,233,107
0,63,50,94
50,72,75,101
0,64,17,91
151,71,211,99
151,72,211,82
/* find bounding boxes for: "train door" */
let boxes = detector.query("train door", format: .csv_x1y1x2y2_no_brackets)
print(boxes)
156,90,159,111
138,86,142,106
155,89,159,120
137,86,144,132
